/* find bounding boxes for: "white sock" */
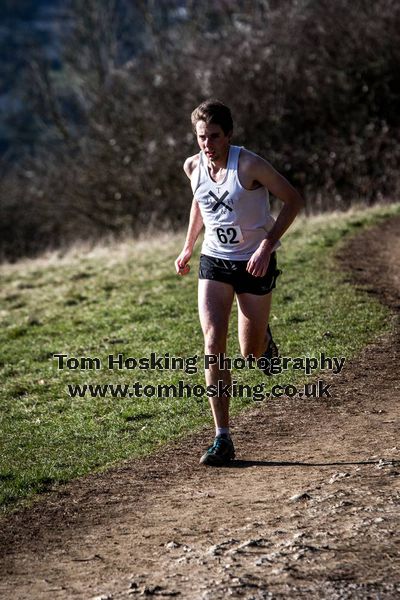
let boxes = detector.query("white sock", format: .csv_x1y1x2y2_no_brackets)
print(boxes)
216,427,230,438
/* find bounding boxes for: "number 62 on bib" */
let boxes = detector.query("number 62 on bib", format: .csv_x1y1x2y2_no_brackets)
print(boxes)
213,225,244,246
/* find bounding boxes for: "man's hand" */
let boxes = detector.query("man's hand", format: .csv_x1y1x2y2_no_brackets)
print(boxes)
246,242,272,277
175,247,192,276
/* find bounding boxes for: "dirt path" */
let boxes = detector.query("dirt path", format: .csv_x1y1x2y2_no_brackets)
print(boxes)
1,217,400,600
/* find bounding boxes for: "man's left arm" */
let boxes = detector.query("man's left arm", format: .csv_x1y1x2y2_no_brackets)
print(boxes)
246,155,304,277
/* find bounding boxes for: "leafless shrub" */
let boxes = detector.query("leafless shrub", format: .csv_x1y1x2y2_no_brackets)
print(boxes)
1,0,400,261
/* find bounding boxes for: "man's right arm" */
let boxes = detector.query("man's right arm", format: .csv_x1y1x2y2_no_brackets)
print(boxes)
175,155,203,275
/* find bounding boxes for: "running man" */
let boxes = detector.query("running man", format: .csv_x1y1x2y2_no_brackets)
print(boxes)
175,100,304,466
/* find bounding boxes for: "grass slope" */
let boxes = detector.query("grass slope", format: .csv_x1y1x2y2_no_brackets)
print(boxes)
1,203,399,513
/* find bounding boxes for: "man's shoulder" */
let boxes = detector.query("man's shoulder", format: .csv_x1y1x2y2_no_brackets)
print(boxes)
183,153,201,179
237,147,273,190
238,147,264,169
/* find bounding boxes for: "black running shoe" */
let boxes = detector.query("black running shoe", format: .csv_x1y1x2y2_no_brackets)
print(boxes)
260,325,279,376
199,435,235,466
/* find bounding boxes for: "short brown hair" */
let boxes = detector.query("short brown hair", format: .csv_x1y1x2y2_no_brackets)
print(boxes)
191,99,233,135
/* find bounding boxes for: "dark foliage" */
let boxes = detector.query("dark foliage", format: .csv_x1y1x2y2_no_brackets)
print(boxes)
1,0,400,262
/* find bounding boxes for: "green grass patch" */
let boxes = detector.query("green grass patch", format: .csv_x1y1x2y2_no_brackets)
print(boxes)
1,203,399,513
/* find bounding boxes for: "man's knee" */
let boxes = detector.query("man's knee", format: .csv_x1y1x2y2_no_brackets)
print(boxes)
203,327,227,354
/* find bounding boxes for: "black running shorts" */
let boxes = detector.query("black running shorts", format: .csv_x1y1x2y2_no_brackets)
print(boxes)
199,252,281,295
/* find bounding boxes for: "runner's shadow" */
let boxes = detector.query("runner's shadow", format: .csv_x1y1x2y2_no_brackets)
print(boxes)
227,459,384,468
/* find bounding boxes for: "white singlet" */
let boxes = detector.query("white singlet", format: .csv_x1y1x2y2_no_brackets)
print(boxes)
191,145,280,260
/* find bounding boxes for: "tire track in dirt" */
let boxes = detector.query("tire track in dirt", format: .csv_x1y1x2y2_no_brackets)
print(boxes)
1,216,399,599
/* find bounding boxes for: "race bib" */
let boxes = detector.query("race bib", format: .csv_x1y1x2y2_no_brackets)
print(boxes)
213,225,244,246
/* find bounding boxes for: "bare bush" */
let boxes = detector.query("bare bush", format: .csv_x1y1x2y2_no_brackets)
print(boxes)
1,0,399,261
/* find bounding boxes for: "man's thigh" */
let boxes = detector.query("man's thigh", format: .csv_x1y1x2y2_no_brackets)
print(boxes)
236,292,272,357
198,279,235,345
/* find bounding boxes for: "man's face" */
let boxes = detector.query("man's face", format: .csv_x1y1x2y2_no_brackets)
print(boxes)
195,120,231,162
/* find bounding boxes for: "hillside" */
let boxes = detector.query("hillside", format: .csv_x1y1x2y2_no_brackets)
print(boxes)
0,204,399,512
0,207,399,598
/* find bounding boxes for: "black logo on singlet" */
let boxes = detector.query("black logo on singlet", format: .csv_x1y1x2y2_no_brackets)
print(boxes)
209,190,233,213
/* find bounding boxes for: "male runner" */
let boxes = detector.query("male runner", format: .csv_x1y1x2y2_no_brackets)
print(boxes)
175,100,303,466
